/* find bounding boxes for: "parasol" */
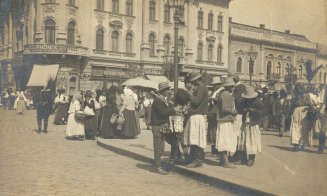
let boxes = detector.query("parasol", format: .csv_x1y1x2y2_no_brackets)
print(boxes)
121,78,158,90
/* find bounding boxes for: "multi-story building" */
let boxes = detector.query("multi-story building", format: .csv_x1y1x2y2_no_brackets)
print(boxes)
0,0,232,92
317,44,327,84
228,18,319,87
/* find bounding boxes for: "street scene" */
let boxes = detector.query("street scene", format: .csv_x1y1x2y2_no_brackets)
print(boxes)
1,0,327,195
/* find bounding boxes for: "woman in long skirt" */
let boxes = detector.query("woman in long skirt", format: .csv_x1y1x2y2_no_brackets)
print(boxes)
84,91,96,140
15,92,27,114
237,85,263,167
99,87,119,139
66,92,85,140
54,89,68,125
120,88,140,139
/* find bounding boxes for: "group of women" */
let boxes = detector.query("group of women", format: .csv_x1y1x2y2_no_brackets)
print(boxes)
64,86,141,140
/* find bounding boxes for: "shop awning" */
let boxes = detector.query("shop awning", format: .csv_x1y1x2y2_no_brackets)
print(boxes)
27,64,60,87
145,75,169,83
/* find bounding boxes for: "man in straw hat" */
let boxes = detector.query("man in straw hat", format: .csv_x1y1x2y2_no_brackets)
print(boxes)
183,71,208,168
207,76,223,156
237,85,263,166
151,81,179,175
215,77,238,168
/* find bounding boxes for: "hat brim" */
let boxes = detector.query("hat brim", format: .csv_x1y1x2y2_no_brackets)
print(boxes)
222,83,235,87
159,86,170,92
190,75,202,82
242,92,258,99
211,82,222,85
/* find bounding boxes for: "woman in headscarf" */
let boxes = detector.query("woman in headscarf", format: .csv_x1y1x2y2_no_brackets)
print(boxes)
66,91,85,140
120,87,141,139
15,91,27,114
84,91,97,140
99,86,119,139
53,89,68,125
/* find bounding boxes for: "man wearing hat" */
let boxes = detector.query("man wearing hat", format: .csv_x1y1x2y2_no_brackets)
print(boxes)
151,81,178,174
237,85,263,166
215,77,238,168
207,76,224,156
183,71,209,168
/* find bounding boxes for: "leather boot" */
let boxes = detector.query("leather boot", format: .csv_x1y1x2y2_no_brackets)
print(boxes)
37,118,42,133
220,152,236,168
44,120,48,133
247,154,255,167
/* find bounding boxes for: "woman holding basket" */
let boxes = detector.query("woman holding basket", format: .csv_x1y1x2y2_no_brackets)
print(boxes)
66,91,85,140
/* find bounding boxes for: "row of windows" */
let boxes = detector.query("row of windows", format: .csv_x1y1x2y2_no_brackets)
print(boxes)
97,0,133,16
198,10,223,32
45,19,75,44
45,0,75,6
197,43,223,63
96,29,133,53
235,57,306,78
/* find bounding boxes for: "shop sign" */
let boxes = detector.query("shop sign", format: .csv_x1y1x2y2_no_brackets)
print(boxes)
144,69,163,75
28,44,67,53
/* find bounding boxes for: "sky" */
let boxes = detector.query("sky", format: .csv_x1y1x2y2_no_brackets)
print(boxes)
229,0,327,45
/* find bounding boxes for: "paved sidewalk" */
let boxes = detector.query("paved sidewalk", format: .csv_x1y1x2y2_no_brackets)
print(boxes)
97,120,327,196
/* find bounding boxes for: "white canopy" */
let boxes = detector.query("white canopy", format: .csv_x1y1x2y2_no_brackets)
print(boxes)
27,64,60,87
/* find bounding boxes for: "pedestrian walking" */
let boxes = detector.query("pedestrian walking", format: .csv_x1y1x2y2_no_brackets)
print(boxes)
183,71,208,168
15,91,27,114
53,89,68,125
66,91,85,140
120,87,141,139
35,89,52,133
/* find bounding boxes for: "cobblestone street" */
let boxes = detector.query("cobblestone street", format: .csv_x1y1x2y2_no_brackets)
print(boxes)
0,109,230,196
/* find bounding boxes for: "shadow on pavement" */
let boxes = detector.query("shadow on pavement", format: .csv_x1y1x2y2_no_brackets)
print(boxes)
268,145,324,154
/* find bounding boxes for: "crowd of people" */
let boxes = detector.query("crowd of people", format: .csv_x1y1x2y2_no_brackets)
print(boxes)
1,71,326,175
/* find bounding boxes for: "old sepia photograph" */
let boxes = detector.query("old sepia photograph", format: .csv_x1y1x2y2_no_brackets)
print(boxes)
0,0,326,195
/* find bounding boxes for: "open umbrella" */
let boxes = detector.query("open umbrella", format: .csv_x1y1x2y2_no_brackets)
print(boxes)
121,78,158,90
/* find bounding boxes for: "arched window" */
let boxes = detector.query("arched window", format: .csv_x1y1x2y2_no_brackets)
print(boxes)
164,3,170,23
68,0,75,6
96,28,104,50
163,35,170,55
319,72,322,83
276,62,281,75
126,0,133,16
149,0,156,21
217,45,223,63
298,65,303,78
97,0,104,10
198,10,203,28
149,33,156,56
112,31,119,52
112,0,119,13
67,21,75,45
178,37,184,57
324,73,327,83
208,12,213,30
217,15,223,32
236,57,242,73
197,42,203,60
208,44,213,62
45,19,56,44
267,61,272,76
125,33,133,53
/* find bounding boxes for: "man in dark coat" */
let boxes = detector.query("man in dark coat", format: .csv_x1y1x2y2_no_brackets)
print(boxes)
151,81,177,175
35,89,52,133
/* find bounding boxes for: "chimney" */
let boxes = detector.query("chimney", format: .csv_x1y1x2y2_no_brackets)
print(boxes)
259,24,265,29
285,30,290,34
229,17,232,23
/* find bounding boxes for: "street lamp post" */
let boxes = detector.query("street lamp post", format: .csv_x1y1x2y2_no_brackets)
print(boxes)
170,0,186,94
246,45,258,85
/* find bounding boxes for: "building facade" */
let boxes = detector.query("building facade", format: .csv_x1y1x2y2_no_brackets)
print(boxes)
0,0,232,92
229,18,319,87
317,44,327,84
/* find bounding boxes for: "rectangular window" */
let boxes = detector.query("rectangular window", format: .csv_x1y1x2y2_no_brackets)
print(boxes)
68,0,75,6
112,0,119,13
198,11,203,28
164,4,170,23
149,1,156,21
218,15,223,32
46,0,56,3
97,0,104,10
208,14,213,30
126,0,133,16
